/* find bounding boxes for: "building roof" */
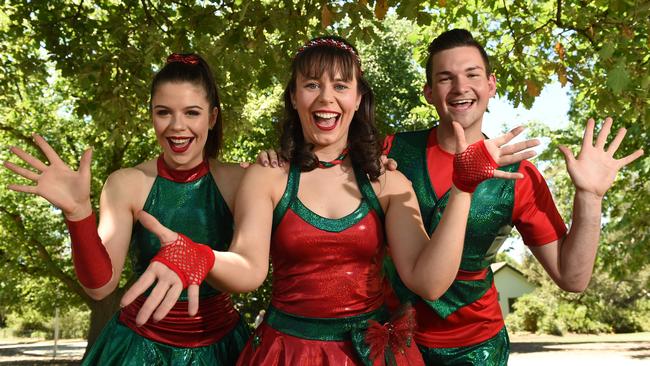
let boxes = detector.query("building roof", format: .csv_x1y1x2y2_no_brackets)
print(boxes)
490,262,508,273
490,261,526,277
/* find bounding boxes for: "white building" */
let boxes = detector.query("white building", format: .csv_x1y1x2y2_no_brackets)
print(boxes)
490,262,537,317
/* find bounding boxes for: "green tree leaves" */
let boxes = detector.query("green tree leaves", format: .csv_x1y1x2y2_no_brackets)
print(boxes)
0,0,647,340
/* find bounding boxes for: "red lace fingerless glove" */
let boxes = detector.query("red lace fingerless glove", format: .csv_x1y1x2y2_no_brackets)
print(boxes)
151,233,215,288
452,140,499,193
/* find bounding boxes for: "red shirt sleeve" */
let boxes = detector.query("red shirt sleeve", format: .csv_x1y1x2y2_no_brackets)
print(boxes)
512,160,567,246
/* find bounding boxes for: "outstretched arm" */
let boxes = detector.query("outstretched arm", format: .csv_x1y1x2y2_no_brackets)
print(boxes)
387,122,539,300
207,163,275,293
530,117,644,292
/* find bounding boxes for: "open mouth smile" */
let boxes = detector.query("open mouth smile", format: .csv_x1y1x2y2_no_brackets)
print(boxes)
167,137,194,153
448,99,476,111
313,111,341,131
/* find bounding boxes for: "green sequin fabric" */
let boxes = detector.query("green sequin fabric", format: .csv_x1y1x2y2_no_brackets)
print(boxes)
265,305,387,341
82,314,250,366
130,170,233,301
387,128,519,317
418,326,509,365
273,164,384,232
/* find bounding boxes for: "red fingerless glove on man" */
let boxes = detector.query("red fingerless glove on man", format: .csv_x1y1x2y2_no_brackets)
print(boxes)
151,234,215,288
65,213,113,289
452,140,499,193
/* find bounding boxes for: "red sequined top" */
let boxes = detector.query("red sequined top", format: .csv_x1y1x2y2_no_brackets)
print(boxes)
270,165,386,318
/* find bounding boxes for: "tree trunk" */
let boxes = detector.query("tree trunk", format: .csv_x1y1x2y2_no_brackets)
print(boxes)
84,290,122,356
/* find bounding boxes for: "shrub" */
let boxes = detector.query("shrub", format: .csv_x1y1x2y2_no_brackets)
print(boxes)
555,304,611,334
506,292,553,333
539,315,565,336
634,298,650,331
5,306,90,339
5,309,49,338
54,308,90,339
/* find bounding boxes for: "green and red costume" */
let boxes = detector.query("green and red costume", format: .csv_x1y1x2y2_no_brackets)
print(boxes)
384,127,566,365
83,156,249,366
236,164,423,366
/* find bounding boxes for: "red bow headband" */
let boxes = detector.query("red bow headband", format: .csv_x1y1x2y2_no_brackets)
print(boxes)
295,38,362,72
166,53,200,65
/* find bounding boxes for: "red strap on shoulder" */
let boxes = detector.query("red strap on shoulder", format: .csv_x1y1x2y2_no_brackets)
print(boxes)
65,213,113,289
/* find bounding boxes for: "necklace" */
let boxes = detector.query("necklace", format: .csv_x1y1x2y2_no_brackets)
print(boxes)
317,148,349,168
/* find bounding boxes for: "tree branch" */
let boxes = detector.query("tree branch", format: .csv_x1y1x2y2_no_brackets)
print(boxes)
502,0,515,56
12,79,23,102
0,123,36,148
72,0,85,19
501,0,555,56
0,207,93,304
140,0,166,33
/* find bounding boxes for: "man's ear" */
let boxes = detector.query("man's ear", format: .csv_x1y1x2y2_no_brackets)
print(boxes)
487,74,497,98
423,84,435,105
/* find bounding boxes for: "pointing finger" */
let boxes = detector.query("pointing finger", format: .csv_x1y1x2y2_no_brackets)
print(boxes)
137,211,178,244
452,121,468,153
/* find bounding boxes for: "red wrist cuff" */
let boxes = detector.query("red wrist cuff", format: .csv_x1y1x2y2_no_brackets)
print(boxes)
65,213,113,289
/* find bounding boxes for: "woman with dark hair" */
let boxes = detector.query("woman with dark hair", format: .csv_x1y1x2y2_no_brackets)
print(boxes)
279,37,383,181
125,37,538,365
4,53,249,365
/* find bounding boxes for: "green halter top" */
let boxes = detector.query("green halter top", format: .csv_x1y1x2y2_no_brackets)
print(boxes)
129,161,233,301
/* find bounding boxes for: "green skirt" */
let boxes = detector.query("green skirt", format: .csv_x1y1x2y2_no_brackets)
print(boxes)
417,326,509,366
82,313,250,366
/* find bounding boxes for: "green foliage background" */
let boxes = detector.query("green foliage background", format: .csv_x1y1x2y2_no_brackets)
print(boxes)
0,0,648,341
506,254,650,335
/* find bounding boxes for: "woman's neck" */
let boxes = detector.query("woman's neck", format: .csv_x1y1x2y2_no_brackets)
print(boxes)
312,141,349,162
157,155,209,183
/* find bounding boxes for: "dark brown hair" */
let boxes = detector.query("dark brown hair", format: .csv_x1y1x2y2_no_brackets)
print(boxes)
280,36,382,180
150,53,223,159
425,29,492,86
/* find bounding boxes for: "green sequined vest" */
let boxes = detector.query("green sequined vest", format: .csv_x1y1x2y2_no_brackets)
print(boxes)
386,128,519,318
129,169,233,300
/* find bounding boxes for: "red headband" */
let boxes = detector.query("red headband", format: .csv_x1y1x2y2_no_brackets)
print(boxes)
295,38,362,72
166,53,200,65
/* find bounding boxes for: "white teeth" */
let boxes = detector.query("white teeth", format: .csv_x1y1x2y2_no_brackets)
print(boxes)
314,112,339,119
169,138,191,145
449,99,473,105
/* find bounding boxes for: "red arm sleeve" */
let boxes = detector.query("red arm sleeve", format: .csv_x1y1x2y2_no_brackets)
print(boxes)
65,213,113,289
512,161,567,246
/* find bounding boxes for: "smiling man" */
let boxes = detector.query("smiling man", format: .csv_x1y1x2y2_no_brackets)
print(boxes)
382,29,644,365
